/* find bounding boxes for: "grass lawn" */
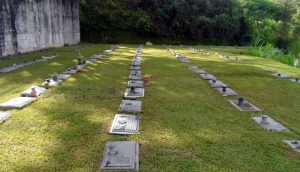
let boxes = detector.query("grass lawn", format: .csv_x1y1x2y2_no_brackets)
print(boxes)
0,44,299,171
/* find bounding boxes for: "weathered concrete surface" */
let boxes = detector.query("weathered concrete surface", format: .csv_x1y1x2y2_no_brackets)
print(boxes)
0,0,80,57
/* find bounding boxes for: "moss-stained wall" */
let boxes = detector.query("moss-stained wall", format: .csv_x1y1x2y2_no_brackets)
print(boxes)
0,0,80,57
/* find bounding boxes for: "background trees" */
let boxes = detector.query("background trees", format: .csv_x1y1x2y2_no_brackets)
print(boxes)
79,0,299,57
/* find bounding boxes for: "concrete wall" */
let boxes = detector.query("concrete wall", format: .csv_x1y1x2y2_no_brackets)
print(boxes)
0,0,80,57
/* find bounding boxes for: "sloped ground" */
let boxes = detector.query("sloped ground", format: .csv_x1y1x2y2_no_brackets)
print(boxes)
0,44,299,171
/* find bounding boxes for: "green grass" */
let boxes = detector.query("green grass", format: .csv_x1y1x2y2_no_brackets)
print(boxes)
0,44,299,171
0,43,91,68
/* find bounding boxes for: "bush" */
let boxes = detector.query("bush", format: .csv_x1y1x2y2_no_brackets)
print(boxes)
246,43,298,68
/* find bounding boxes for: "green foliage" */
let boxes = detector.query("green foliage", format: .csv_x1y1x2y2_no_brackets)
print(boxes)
80,0,244,44
246,44,298,67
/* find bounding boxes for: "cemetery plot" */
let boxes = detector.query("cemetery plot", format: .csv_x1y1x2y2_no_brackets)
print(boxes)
0,55,59,74
41,78,63,88
63,68,78,75
129,74,142,80
188,66,207,74
200,73,217,80
0,97,36,110
290,78,300,84
57,74,71,81
124,88,144,99
272,73,292,79
229,98,261,112
132,59,141,66
283,140,300,153
131,66,141,70
101,141,139,170
215,87,238,96
208,79,227,88
128,80,144,88
0,111,11,123
252,115,289,132
21,86,47,97
119,100,142,113
109,114,140,134
130,70,142,76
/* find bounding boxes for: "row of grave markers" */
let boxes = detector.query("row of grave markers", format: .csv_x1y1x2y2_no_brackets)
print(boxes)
192,47,241,62
0,45,119,124
192,47,300,84
101,45,145,170
0,55,59,74
163,45,300,153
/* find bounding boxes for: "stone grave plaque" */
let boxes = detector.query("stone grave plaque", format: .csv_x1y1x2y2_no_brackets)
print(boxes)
110,114,140,134
208,80,227,88
41,78,62,87
193,68,207,74
0,66,18,73
228,98,261,112
188,66,198,71
290,78,300,84
0,111,11,123
215,87,238,96
130,66,141,70
129,74,142,80
63,68,77,74
119,100,142,113
180,58,191,63
57,74,71,80
130,70,142,76
252,115,289,132
128,80,144,88
200,73,217,80
272,73,291,79
124,88,144,99
21,86,47,97
101,141,139,170
283,140,300,152
0,97,36,110
132,60,141,66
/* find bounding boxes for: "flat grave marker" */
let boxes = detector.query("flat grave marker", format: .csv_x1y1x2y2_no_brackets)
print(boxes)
272,73,292,79
215,87,238,96
21,86,47,97
130,70,142,76
129,74,142,80
0,111,11,123
252,115,289,132
119,100,142,113
200,73,217,80
57,74,71,80
290,78,300,84
128,80,144,88
131,66,141,70
283,140,300,152
229,98,261,112
124,87,144,99
109,114,140,134
101,141,139,170
208,80,227,88
0,97,36,110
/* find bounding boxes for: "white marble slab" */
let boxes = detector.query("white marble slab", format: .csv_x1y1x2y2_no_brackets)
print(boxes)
21,86,47,97
124,88,144,99
101,141,139,170
0,97,36,110
253,115,289,132
0,111,11,123
119,100,142,113
229,99,261,112
109,114,140,134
